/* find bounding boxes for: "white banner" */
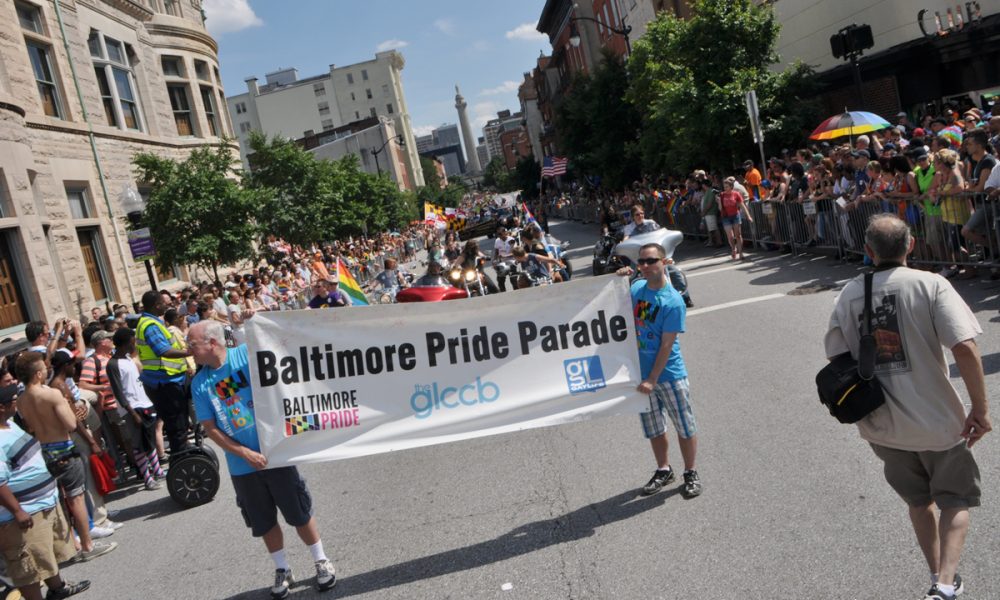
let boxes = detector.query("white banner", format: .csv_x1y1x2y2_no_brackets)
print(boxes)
245,277,645,467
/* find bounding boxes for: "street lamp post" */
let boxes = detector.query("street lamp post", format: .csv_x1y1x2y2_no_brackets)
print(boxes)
372,134,404,176
568,14,632,56
119,184,157,291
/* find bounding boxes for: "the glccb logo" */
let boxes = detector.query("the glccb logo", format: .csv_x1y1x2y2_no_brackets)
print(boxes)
564,356,606,394
410,377,500,419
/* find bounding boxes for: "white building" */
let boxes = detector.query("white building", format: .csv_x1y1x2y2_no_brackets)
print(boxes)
227,50,424,189
307,118,411,190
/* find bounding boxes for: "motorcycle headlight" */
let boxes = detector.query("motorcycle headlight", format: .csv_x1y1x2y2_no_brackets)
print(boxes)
449,271,460,281
464,270,476,282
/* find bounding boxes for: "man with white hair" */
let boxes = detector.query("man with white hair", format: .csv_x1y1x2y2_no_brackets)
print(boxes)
187,320,337,599
824,214,991,600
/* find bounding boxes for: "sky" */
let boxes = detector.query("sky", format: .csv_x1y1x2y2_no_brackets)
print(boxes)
205,0,553,139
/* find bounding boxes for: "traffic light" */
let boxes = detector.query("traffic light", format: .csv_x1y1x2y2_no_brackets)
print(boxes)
830,24,874,59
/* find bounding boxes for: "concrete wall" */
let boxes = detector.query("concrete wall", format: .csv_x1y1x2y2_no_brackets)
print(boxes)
773,0,1000,73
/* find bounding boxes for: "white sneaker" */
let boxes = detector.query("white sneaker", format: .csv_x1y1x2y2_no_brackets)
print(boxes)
89,526,115,539
270,568,293,600
105,520,124,530
315,560,336,591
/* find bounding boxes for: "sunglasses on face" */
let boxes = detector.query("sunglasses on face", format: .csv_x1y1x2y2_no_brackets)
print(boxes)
637,257,662,266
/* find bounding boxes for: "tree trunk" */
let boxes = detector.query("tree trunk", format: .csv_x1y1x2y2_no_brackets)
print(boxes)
212,262,221,288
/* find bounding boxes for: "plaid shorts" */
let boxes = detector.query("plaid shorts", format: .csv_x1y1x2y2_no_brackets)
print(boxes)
639,378,697,440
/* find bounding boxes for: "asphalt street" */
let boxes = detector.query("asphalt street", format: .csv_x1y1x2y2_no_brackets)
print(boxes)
63,218,1000,600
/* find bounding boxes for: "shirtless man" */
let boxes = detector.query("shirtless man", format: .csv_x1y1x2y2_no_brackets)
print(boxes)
13,352,116,562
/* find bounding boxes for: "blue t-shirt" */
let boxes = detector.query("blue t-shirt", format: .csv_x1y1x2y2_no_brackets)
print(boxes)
0,422,59,522
192,345,260,477
631,279,687,383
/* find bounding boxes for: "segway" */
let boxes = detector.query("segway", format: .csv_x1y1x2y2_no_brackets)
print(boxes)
166,428,220,508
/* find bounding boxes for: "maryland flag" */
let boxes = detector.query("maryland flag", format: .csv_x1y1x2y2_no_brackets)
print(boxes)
285,414,320,437
425,203,466,231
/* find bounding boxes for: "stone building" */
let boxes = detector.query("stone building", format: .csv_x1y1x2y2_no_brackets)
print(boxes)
0,0,234,332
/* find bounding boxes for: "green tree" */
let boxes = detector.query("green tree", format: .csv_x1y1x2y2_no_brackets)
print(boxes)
628,0,819,174
420,155,443,190
509,156,541,199
245,133,415,241
556,49,642,189
133,143,259,284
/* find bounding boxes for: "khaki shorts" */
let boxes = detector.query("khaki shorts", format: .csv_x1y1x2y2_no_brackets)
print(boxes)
870,442,981,509
0,506,76,587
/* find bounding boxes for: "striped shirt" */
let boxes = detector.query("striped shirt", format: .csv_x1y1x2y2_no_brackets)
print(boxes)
0,422,59,522
80,353,116,410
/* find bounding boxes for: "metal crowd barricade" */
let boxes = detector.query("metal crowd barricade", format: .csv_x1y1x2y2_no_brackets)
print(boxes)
738,191,1000,272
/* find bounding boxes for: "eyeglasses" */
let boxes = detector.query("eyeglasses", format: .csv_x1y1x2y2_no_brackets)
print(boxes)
637,257,662,266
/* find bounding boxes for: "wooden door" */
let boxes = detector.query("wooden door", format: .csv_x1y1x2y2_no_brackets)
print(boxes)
0,235,28,329
79,230,109,301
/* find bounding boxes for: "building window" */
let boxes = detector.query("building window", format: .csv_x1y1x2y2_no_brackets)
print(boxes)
66,187,92,219
313,82,325,96
77,228,113,303
346,73,354,85
26,42,62,118
350,92,355,102
213,66,221,84
235,102,246,115
386,103,394,114
317,101,329,115
321,119,334,131
161,55,183,77
365,88,372,99
194,59,209,81
239,122,251,133
0,173,10,219
382,84,390,98
167,84,194,136
354,111,360,120
201,87,219,136
163,0,181,17
369,107,377,118
89,31,143,131
362,69,368,81
16,2,42,34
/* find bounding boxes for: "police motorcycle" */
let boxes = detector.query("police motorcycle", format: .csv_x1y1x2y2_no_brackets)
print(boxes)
592,222,625,276
610,227,693,307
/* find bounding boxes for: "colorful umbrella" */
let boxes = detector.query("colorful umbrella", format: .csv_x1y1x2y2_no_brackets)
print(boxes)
809,111,892,141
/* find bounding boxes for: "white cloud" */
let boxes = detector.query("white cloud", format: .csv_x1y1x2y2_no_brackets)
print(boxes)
376,39,409,52
202,0,263,36
480,81,521,96
473,101,503,130
505,23,546,41
434,18,456,35
412,125,436,137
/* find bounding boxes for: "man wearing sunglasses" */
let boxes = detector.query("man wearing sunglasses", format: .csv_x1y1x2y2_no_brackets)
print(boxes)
617,244,702,498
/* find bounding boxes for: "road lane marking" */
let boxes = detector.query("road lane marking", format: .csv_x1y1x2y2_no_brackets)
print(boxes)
686,293,786,316
686,264,748,278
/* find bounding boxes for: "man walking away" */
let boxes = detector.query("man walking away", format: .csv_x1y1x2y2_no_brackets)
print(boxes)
617,244,702,498
824,214,991,600
187,321,336,599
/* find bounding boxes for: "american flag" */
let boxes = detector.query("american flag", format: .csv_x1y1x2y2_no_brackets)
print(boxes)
542,156,568,177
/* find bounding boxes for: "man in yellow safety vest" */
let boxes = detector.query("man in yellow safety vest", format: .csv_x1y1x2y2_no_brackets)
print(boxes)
136,290,192,456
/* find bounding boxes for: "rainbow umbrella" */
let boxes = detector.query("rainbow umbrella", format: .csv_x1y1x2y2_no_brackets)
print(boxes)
809,111,891,141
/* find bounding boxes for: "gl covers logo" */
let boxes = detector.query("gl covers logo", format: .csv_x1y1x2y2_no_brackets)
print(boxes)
564,356,606,394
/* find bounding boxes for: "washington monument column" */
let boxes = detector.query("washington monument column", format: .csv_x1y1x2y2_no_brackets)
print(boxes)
455,85,482,173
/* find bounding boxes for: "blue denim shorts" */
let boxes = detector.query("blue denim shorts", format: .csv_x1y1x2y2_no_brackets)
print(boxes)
721,213,742,227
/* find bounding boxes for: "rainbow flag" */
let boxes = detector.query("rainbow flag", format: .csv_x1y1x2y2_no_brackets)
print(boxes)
522,202,537,225
663,193,678,226
336,259,368,306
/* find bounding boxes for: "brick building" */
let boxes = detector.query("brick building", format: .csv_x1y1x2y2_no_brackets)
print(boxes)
1,0,234,332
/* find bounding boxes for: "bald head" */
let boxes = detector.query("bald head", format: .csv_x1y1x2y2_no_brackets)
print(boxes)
865,214,912,264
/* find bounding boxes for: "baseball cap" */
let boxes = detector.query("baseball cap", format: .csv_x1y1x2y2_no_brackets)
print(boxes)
0,385,17,405
91,330,113,344
896,111,907,117
911,147,930,160
913,127,926,137
742,160,754,168
882,143,897,152
51,349,74,370
851,149,871,159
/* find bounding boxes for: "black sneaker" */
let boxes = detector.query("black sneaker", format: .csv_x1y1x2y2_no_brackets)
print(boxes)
954,573,964,595
45,580,91,600
640,468,675,496
682,470,703,498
